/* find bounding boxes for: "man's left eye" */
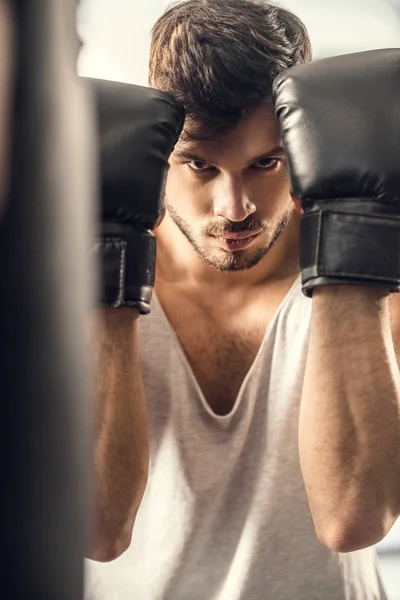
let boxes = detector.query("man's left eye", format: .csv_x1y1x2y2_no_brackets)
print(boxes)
253,158,279,170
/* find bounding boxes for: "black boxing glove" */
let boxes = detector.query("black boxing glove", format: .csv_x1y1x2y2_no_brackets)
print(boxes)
272,48,400,297
89,79,184,313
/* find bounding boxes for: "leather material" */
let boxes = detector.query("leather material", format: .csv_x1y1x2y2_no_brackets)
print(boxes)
95,226,156,313
0,1,95,598
273,48,400,296
88,78,185,311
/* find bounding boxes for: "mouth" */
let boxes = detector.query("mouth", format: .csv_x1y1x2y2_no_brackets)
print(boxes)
214,232,261,251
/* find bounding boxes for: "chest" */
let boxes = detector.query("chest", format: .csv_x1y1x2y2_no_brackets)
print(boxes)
176,312,266,416
156,283,293,416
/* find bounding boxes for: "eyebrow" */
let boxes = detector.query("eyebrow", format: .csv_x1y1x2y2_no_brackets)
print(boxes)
173,145,285,165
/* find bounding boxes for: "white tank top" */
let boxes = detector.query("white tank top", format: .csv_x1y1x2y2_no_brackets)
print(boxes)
84,274,388,600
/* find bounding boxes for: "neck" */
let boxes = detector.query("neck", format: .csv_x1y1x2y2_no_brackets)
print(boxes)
155,211,301,297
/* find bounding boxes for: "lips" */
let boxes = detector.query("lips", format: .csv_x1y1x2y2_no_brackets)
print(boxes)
215,232,260,251
219,231,260,240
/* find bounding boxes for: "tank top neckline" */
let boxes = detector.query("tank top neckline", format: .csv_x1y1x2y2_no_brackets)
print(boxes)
152,273,302,421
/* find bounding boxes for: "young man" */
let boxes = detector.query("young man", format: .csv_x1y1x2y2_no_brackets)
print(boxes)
85,1,400,598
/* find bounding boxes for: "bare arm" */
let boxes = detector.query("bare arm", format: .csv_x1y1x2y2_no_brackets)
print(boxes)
299,286,400,553
86,77,183,562
88,307,149,562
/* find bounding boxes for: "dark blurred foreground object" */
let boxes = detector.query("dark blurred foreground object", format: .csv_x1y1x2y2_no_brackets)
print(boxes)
0,0,96,598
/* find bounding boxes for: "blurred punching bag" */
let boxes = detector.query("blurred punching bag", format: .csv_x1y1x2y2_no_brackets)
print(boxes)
0,0,96,598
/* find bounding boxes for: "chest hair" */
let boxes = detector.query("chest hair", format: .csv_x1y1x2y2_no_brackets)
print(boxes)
155,275,297,416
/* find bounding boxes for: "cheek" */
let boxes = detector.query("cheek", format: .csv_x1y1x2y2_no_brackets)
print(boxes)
166,166,212,217
252,167,291,215
0,0,14,218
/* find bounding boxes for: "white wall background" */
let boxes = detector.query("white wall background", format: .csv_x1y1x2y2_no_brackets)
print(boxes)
76,0,400,557
77,0,400,84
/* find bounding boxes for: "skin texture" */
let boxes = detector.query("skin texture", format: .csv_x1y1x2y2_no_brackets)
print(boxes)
0,0,13,218
89,307,149,562
300,285,400,552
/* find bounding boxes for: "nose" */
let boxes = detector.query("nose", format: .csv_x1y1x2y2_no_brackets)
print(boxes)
213,174,256,222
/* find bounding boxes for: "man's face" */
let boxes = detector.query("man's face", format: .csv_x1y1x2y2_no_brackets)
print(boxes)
164,102,294,272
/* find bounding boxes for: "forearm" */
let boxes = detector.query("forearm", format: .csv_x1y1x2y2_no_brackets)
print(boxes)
88,307,149,562
300,286,400,551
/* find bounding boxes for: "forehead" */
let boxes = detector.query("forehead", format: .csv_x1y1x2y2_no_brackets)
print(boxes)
174,103,281,161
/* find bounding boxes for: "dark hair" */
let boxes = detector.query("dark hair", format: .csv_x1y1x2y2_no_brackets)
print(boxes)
148,0,312,140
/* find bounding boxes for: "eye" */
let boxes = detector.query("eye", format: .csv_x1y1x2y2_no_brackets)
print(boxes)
253,157,280,170
187,160,215,172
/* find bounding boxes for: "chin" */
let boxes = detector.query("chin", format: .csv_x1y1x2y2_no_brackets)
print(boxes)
201,246,269,272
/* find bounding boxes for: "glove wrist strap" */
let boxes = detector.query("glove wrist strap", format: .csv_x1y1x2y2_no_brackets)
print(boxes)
93,225,156,314
300,207,400,297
